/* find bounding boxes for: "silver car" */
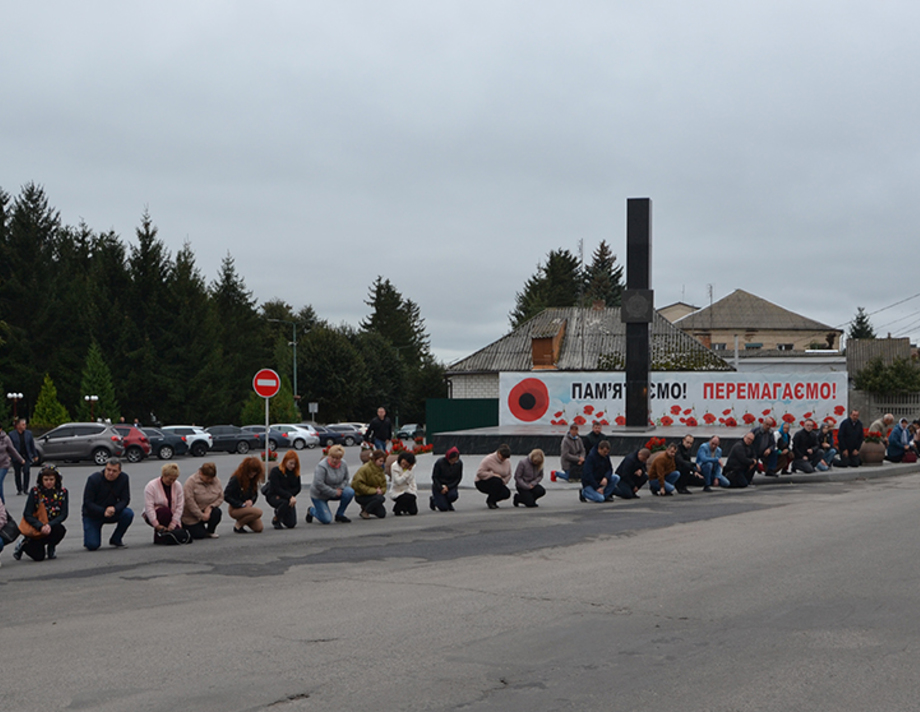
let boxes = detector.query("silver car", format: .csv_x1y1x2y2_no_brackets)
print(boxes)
35,422,126,466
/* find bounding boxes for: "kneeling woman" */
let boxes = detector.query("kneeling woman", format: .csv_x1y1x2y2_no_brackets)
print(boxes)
143,463,191,544
182,462,223,539
352,449,387,519
307,445,354,524
225,457,265,533
266,451,301,529
15,465,68,561
389,451,418,515
513,449,546,508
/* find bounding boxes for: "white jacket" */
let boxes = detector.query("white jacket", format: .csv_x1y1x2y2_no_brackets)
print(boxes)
389,462,418,499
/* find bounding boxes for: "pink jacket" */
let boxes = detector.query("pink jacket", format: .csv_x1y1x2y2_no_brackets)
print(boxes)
143,477,185,529
475,452,512,484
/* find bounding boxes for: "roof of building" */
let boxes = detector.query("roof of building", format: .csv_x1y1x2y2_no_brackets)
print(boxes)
675,289,841,333
447,307,734,374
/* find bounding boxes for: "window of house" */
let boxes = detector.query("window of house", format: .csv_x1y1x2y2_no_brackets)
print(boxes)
777,343,794,351
712,343,727,350
744,343,762,350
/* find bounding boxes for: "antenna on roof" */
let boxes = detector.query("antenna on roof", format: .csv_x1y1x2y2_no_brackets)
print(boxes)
578,238,585,369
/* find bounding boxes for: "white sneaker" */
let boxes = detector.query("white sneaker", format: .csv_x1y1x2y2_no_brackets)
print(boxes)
207,532,220,538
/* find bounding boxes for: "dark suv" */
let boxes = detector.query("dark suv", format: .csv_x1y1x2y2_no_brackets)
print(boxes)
35,422,125,466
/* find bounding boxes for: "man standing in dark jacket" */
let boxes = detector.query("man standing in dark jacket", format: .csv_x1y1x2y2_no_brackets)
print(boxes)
581,442,619,502
614,448,649,499
82,458,134,549
9,418,39,495
836,410,864,468
365,407,393,451
724,432,757,488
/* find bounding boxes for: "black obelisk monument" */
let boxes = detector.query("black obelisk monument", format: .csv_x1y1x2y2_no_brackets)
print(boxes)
621,198,654,429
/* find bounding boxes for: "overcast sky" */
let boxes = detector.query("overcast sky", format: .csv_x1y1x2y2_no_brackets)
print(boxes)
3,1,920,364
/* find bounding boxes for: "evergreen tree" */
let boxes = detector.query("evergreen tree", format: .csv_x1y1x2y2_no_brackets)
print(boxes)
75,340,120,422
582,240,623,307
350,330,407,420
848,307,876,340
298,325,367,423
31,374,70,428
239,376,300,425
403,355,447,423
509,249,581,327
360,277,430,367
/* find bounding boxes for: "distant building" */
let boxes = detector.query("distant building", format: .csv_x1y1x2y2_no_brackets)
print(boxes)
658,301,699,323
447,306,733,399
674,289,843,354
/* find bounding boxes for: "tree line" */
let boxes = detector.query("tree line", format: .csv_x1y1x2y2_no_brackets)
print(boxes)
0,183,445,428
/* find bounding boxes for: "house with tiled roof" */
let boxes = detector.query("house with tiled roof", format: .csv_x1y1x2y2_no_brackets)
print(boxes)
674,289,843,355
446,306,733,399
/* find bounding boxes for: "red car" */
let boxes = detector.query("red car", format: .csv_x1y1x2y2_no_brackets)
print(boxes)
113,425,152,463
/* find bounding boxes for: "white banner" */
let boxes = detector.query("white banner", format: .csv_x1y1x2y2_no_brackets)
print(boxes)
499,371,849,429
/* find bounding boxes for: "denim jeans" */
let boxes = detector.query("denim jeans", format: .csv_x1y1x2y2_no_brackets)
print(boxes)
0,466,7,503
649,470,680,494
821,448,837,464
582,474,620,502
699,462,729,487
374,439,387,451
83,507,134,550
309,487,355,524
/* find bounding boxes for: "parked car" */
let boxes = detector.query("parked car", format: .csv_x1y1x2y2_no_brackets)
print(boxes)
205,425,261,454
325,424,363,446
310,425,347,448
395,423,425,440
112,425,153,463
162,425,213,457
35,422,125,466
241,425,294,451
142,427,189,460
336,422,367,437
270,423,320,450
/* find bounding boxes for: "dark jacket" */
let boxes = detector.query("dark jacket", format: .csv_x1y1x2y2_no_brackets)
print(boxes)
365,416,393,443
725,441,756,475
750,426,774,459
792,428,819,460
266,466,301,500
224,477,260,509
615,450,648,491
582,445,613,490
82,471,131,520
675,442,697,476
25,485,69,530
9,428,38,462
583,430,606,454
431,456,462,490
836,417,864,452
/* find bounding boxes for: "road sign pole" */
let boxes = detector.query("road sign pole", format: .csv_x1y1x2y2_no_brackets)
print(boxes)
265,396,270,467
252,368,282,471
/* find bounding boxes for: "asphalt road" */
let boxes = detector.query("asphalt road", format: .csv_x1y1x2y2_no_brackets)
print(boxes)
2,454,919,711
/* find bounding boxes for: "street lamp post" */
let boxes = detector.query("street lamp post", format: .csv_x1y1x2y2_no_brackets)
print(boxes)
84,394,99,421
266,318,299,401
6,392,23,420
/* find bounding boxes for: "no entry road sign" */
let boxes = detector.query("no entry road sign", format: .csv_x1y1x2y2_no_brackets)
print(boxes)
253,368,281,398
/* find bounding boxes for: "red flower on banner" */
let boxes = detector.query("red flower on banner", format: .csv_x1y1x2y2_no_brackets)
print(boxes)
834,405,846,416
554,411,563,418
683,408,692,415
824,416,837,425
742,413,756,424
723,409,733,416
573,415,586,426
660,416,674,426
703,413,716,424
762,409,772,416
803,412,813,419
599,419,609,426
583,405,594,415
595,411,605,419
671,405,682,415
685,416,698,427
724,417,738,427
614,416,625,426
782,413,796,423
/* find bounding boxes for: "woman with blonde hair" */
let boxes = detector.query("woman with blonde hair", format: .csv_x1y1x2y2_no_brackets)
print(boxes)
513,449,546,508
224,456,265,533
265,450,301,529
143,462,191,544
307,445,353,524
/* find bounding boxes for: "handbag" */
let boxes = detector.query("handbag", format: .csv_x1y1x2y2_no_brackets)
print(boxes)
19,499,48,539
0,518,20,544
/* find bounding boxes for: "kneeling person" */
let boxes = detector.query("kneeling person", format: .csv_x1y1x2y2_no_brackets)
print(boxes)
352,449,387,519
581,441,619,502
82,458,133,550
390,451,418,516
513,449,546,508
143,463,191,545
182,462,223,539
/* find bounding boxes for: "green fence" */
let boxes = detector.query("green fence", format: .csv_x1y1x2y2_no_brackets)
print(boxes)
425,398,499,436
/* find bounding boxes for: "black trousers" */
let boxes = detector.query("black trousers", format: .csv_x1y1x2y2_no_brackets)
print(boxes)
431,485,458,511
14,461,31,494
356,493,387,518
186,508,223,539
393,493,418,515
725,467,755,488
22,523,66,561
515,484,545,507
266,493,298,528
475,477,511,505
614,474,648,499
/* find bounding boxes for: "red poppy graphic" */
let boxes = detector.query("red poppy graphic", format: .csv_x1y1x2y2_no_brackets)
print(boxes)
554,411,563,418
508,378,549,422
583,405,594,415
762,409,772,416
824,416,837,425
834,405,846,416
660,416,674,426
742,413,756,424
685,416,698,427
703,413,716,424
573,415,586,426
782,413,796,423
599,419,609,426
614,416,625,426
595,411,605,419
683,408,692,415
723,409,733,416
671,405,682,415
724,417,738,427
803,412,813,419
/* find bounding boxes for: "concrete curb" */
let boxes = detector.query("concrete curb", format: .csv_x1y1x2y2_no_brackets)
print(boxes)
753,461,920,485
